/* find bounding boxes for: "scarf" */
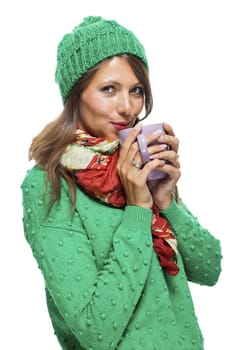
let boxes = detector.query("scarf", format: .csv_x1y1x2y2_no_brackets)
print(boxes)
61,130,179,276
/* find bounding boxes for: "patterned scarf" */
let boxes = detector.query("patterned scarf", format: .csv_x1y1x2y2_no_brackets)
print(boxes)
61,130,179,276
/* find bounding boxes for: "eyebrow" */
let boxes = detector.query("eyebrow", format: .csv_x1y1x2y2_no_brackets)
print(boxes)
98,79,142,87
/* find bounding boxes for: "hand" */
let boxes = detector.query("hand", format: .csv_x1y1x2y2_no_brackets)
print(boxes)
149,123,181,209
117,124,167,209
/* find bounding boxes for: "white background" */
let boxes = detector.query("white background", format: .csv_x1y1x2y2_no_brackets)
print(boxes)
1,0,232,349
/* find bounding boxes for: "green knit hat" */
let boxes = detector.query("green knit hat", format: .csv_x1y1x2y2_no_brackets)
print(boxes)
55,16,148,103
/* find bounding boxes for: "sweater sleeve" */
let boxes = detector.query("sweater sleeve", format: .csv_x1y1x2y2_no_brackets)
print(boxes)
21,167,153,350
160,198,222,286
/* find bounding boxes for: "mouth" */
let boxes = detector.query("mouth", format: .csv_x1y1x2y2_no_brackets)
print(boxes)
111,122,132,131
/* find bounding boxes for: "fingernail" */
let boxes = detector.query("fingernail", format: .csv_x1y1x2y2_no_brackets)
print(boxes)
150,154,158,160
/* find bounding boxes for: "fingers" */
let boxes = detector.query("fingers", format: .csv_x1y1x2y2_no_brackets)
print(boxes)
119,123,164,163
150,149,180,167
118,121,180,179
119,155,167,185
157,133,179,153
163,122,175,136
118,156,167,208
149,151,181,185
119,123,142,161
161,163,181,181
162,122,179,152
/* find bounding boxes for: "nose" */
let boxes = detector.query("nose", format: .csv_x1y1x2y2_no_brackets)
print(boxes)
116,92,132,118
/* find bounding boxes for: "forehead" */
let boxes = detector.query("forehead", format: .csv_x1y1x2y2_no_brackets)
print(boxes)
91,56,139,83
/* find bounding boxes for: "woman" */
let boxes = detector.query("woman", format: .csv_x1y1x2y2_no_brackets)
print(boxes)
21,16,222,350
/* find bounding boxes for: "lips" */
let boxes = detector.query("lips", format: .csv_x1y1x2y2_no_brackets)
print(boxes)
111,122,131,131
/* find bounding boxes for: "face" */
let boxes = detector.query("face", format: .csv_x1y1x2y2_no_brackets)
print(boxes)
78,56,145,140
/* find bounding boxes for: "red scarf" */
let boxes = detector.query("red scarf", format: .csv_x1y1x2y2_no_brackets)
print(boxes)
61,130,179,276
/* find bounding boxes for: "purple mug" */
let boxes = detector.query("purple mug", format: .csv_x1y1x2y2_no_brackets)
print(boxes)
118,123,167,181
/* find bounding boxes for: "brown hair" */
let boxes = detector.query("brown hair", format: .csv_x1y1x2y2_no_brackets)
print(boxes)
30,54,153,208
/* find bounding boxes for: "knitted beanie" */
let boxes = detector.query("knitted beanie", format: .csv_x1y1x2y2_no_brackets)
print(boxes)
55,16,148,103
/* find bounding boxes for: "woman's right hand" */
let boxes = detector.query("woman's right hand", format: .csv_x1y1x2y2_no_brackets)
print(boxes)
117,124,166,209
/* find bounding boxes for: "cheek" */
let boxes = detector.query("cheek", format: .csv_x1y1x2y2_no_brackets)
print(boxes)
83,95,114,116
135,99,144,114
94,98,115,113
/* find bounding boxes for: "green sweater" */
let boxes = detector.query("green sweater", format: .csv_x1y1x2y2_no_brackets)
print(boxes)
21,166,222,350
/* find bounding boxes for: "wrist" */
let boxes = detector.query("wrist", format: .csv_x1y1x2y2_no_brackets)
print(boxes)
127,200,153,210
154,195,172,210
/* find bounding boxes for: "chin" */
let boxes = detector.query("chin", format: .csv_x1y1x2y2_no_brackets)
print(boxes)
104,128,119,141
107,134,119,141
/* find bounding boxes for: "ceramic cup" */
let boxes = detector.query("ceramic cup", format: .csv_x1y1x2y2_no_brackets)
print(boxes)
118,123,167,181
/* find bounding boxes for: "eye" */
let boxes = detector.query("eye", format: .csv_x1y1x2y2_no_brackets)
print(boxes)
130,86,144,96
100,85,115,94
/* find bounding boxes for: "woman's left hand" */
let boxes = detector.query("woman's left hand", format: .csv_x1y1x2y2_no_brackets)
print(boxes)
149,123,181,210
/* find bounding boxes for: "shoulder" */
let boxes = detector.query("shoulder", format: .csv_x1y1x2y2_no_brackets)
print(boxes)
21,165,73,227
21,165,47,195
21,165,70,199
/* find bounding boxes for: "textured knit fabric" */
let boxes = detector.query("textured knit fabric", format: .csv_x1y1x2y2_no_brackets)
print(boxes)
55,16,148,103
21,165,222,350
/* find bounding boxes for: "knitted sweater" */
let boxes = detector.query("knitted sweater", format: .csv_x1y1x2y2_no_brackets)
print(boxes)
21,165,222,350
